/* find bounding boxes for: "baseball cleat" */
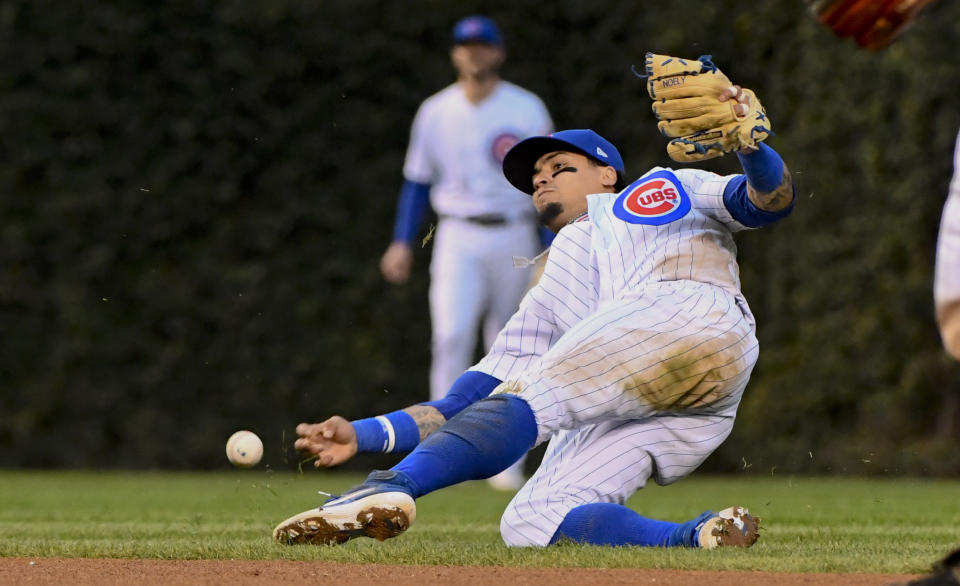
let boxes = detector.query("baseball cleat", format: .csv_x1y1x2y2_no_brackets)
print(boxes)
696,505,760,549
273,470,417,546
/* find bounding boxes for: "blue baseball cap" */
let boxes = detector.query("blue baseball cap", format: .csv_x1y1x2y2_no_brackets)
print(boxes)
502,129,626,195
452,15,503,46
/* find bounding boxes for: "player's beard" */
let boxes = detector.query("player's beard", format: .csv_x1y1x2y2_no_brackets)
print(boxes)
538,202,563,228
465,63,500,82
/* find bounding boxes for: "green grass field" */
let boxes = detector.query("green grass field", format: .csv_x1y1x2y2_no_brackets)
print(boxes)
0,470,957,575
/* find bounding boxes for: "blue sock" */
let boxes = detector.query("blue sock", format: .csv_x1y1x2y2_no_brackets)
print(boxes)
549,503,712,548
391,395,537,497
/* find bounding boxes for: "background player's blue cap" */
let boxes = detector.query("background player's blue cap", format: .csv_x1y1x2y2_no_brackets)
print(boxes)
502,129,625,195
452,15,503,46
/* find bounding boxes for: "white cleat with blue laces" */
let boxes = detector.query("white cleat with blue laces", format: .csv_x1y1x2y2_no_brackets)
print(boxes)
273,470,417,546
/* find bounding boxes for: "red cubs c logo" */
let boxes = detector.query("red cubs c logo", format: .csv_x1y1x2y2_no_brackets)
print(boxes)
490,132,520,164
612,171,691,226
623,180,680,217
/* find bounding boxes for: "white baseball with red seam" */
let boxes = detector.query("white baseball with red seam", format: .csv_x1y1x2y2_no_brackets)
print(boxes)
226,430,263,468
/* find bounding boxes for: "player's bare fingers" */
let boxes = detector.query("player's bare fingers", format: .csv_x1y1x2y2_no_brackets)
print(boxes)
718,85,739,102
734,93,751,117
298,435,334,453
315,416,347,439
295,440,321,456
296,422,322,437
311,420,331,440
734,87,752,116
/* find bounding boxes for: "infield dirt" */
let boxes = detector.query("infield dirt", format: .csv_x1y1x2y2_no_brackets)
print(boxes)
0,558,921,585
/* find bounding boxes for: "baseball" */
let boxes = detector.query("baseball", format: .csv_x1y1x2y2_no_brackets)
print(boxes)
225,430,263,468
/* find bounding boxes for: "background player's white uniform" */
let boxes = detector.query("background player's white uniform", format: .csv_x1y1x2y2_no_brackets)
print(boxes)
404,81,553,399
935,129,960,358
472,167,761,546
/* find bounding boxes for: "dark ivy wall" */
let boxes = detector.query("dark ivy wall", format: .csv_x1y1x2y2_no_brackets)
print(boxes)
1,0,959,474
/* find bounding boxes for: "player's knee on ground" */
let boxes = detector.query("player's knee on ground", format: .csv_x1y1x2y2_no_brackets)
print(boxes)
499,506,555,547
499,484,585,548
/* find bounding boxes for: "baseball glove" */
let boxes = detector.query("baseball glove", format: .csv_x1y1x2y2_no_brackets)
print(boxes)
645,53,772,163
807,0,939,50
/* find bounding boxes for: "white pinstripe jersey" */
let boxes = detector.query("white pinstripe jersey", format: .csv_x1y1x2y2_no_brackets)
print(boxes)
473,166,755,382
403,81,553,219
935,130,960,308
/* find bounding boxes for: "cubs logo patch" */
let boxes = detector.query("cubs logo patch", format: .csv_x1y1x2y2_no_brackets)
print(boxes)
612,170,691,225
490,132,521,164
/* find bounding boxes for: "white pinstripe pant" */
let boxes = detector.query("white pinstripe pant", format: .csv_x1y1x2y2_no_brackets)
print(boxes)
493,281,759,546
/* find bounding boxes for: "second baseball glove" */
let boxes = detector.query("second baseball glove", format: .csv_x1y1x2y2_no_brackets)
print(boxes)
645,53,772,162
807,0,939,50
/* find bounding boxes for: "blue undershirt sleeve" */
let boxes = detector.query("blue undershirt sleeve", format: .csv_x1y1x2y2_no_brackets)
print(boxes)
423,370,502,420
722,144,794,228
392,179,432,243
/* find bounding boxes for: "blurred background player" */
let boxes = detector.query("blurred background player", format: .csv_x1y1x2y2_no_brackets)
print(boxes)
935,129,960,360
378,15,553,490
918,127,960,586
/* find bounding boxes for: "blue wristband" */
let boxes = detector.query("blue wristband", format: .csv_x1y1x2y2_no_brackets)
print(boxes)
736,142,783,193
351,411,420,454
352,418,388,453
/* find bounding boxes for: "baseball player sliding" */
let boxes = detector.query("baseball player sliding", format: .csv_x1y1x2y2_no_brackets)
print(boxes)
276,54,795,549
379,15,553,491
935,129,960,360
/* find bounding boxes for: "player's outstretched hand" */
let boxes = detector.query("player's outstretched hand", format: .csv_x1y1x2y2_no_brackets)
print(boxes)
380,242,413,284
294,416,358,468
